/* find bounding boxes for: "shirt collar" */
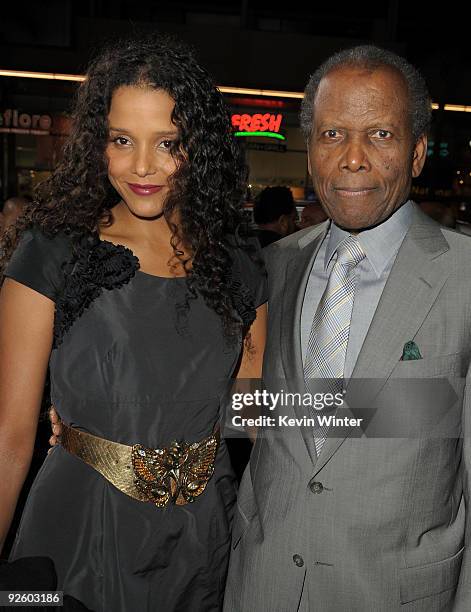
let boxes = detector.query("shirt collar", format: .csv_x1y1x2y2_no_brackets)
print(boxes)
324,200,414,277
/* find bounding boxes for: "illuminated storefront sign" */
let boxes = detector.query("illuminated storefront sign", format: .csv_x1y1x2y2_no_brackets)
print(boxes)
0,109,52,134
231,113,285,140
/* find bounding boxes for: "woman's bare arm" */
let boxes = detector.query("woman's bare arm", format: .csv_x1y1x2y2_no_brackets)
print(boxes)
236,303,267,380
234,303,267,441
0,278,53,552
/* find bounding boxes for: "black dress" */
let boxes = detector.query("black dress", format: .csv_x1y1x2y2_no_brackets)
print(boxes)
5,228,267,612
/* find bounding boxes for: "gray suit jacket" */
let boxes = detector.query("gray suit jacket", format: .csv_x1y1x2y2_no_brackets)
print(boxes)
224,205,471,611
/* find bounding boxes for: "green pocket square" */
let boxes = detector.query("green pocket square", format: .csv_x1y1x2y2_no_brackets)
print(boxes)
401,340,422,361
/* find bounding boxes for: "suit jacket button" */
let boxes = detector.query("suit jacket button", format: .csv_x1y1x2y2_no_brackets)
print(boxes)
293,554,304,567
309,480,324,494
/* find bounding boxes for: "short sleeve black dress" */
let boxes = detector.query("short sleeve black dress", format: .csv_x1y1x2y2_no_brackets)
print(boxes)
5,227,267,612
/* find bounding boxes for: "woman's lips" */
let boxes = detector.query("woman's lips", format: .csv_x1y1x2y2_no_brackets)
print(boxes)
127,183,164,196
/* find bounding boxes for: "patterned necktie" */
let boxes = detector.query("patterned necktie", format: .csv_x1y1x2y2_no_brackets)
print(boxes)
304,235,366,456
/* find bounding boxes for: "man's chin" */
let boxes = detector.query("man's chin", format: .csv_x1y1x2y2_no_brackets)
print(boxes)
327,199,407,233
330,217,375,233
330,211,396,233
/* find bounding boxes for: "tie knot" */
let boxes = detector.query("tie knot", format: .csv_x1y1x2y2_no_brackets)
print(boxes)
335,236,365,268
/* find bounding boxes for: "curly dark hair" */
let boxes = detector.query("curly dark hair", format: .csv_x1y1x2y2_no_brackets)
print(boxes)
0,33,253,340
300,45,432,143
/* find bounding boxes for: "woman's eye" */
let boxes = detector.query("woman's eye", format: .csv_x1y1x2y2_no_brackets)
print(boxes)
112,136,130,146
159,140,173,150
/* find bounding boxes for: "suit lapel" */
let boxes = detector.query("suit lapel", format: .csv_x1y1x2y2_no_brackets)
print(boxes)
312,211,451,475
280,226,327,380
279,223,328,463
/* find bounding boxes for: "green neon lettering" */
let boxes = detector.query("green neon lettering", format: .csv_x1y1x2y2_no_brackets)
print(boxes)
234,131,285,140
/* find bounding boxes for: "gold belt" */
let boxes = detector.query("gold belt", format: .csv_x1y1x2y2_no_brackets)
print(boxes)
60,422,220,507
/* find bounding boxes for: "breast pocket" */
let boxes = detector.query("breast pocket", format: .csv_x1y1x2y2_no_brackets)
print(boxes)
392,352,463,378
369,354,465,439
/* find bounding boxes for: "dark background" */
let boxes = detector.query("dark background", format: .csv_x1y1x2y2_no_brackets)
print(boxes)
1,0,470,200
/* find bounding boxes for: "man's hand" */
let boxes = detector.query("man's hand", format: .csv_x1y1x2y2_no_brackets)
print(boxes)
48,406,63,449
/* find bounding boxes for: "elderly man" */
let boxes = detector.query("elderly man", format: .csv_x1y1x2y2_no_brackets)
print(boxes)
224,45,471,611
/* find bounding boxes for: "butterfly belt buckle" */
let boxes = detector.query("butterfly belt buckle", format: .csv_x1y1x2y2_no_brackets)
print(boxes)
131,431,220,507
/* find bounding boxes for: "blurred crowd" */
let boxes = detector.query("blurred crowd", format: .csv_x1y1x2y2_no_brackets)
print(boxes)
250,188,471,246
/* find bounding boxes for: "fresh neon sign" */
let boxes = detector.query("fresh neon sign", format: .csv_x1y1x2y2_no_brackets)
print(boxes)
231,113,285,140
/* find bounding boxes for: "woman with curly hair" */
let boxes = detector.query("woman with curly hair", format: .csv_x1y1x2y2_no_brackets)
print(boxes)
0,34,267,611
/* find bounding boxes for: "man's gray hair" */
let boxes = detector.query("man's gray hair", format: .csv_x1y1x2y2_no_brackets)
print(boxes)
300,45,431,142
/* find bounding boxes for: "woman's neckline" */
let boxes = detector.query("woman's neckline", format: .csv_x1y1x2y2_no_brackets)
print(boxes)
98,235,187,281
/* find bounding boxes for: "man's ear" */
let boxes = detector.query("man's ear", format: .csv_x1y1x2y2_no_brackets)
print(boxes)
307,145,312,178
412,134,427,178
278,214,287,234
